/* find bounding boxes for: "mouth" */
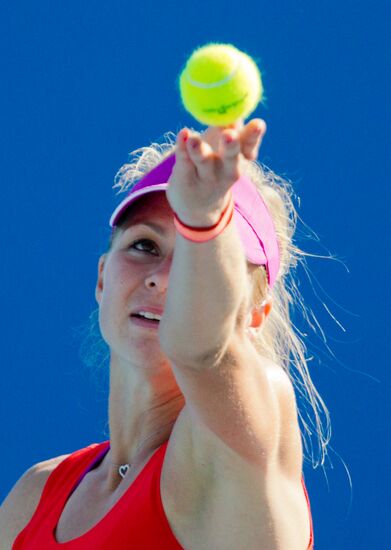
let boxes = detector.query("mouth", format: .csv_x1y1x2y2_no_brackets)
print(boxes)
130,314,160,327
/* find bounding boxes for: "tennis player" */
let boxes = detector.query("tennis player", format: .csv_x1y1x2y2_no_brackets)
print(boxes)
2,119,316,549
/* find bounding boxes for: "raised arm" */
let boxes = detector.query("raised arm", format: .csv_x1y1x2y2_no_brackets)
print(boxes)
159,119,266,362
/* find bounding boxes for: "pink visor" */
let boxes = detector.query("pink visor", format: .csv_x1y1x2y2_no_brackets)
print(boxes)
110,154,280,288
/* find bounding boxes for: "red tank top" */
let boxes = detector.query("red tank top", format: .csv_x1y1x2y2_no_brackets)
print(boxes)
13,440,314,549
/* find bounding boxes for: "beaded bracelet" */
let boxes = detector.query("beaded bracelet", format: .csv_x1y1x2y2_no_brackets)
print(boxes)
173,192,234,243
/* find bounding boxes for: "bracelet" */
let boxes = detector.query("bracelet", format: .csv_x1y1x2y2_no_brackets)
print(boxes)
173,192,234,243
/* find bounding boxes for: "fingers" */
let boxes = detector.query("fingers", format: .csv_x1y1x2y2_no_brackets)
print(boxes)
204,118,266,161
186,129,241,185
174,128,196,177
175,128,191,160
240,118,267,160
187,133,214,162
175,118,266,185
219,129,242,182
185,132,217,181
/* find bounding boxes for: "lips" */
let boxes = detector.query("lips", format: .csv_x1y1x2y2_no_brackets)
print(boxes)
130,315,160,328
131,313,160,322
131,306,164,316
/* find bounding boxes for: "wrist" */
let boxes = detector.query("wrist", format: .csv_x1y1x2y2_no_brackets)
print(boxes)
173,192,234,243
173,192,233,228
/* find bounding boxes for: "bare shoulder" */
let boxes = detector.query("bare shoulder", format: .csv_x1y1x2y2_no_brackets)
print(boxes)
0,453,70,550
265,360,304,475
161,346,310,549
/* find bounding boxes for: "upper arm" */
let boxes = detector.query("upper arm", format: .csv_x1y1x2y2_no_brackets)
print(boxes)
0,455,69,550
164,334,308,546
169,332,302,473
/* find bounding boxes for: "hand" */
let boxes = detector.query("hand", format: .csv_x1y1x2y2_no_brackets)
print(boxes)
166,118,267,227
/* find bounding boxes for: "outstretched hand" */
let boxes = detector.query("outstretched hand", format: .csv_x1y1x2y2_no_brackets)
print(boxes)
166,118,267,227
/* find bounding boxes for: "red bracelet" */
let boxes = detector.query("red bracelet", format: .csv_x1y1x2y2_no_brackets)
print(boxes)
173,192,234,243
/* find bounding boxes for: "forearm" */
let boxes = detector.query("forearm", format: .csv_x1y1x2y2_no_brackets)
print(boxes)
159,217,250,363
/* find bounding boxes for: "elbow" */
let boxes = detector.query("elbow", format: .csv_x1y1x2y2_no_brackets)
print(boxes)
158,320,236,369
158,322,193,363
158,325,196,365
158,296,249,367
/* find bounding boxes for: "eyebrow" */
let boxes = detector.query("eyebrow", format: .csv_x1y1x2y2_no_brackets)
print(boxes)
125,221,166,235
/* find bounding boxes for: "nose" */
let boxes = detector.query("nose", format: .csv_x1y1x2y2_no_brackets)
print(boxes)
144,257,171,292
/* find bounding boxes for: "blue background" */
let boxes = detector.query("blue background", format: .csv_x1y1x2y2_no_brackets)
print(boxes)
1,1,389,548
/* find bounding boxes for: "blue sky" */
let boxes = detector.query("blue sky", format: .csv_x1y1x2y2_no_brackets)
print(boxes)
1,1,389,547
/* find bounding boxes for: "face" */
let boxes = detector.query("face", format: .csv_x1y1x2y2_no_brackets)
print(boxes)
96,191,271,364
95,192,176,364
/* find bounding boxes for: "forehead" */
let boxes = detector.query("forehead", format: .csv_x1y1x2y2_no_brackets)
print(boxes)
113,192,260,274
118,192,173,229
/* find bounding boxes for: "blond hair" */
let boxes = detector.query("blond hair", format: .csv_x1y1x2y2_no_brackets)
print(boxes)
104,131,333,468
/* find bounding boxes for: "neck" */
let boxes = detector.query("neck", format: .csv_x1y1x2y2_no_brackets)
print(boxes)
102,353,184,492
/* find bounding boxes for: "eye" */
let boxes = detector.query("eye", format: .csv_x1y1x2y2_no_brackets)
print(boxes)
129,239,159,255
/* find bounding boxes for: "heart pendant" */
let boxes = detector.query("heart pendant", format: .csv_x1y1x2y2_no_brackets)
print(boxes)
119,464,130,478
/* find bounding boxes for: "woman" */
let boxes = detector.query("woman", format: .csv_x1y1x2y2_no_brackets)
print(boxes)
1,119,318,549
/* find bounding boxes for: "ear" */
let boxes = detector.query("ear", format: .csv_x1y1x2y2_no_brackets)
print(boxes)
248,299,272,329
95,254,107,305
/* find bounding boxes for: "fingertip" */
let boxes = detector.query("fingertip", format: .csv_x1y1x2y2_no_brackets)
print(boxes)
251,118,267,135
226,119,244,131
222,128,239,143
179,128,191,143
176,129,190,153
221,130,241,156
188,135,201,150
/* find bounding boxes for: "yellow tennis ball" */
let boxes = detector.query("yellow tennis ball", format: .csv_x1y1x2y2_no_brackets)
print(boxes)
179,43,263,127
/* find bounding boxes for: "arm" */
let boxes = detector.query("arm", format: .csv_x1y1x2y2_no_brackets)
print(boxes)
159,120,265,362
0,466,42,549
0,455,68,549
160,208,250,362
158,121,310,546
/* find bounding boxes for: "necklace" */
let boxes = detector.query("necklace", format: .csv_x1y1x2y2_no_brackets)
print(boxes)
116,464,130,479
110,420,176,479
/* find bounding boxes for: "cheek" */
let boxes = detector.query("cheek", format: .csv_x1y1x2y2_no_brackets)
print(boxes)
98,257,140,340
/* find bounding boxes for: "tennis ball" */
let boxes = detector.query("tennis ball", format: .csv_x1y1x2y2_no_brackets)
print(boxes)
179,43,263,127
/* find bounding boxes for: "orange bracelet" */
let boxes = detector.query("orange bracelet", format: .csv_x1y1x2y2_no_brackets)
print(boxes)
173,192,234,243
